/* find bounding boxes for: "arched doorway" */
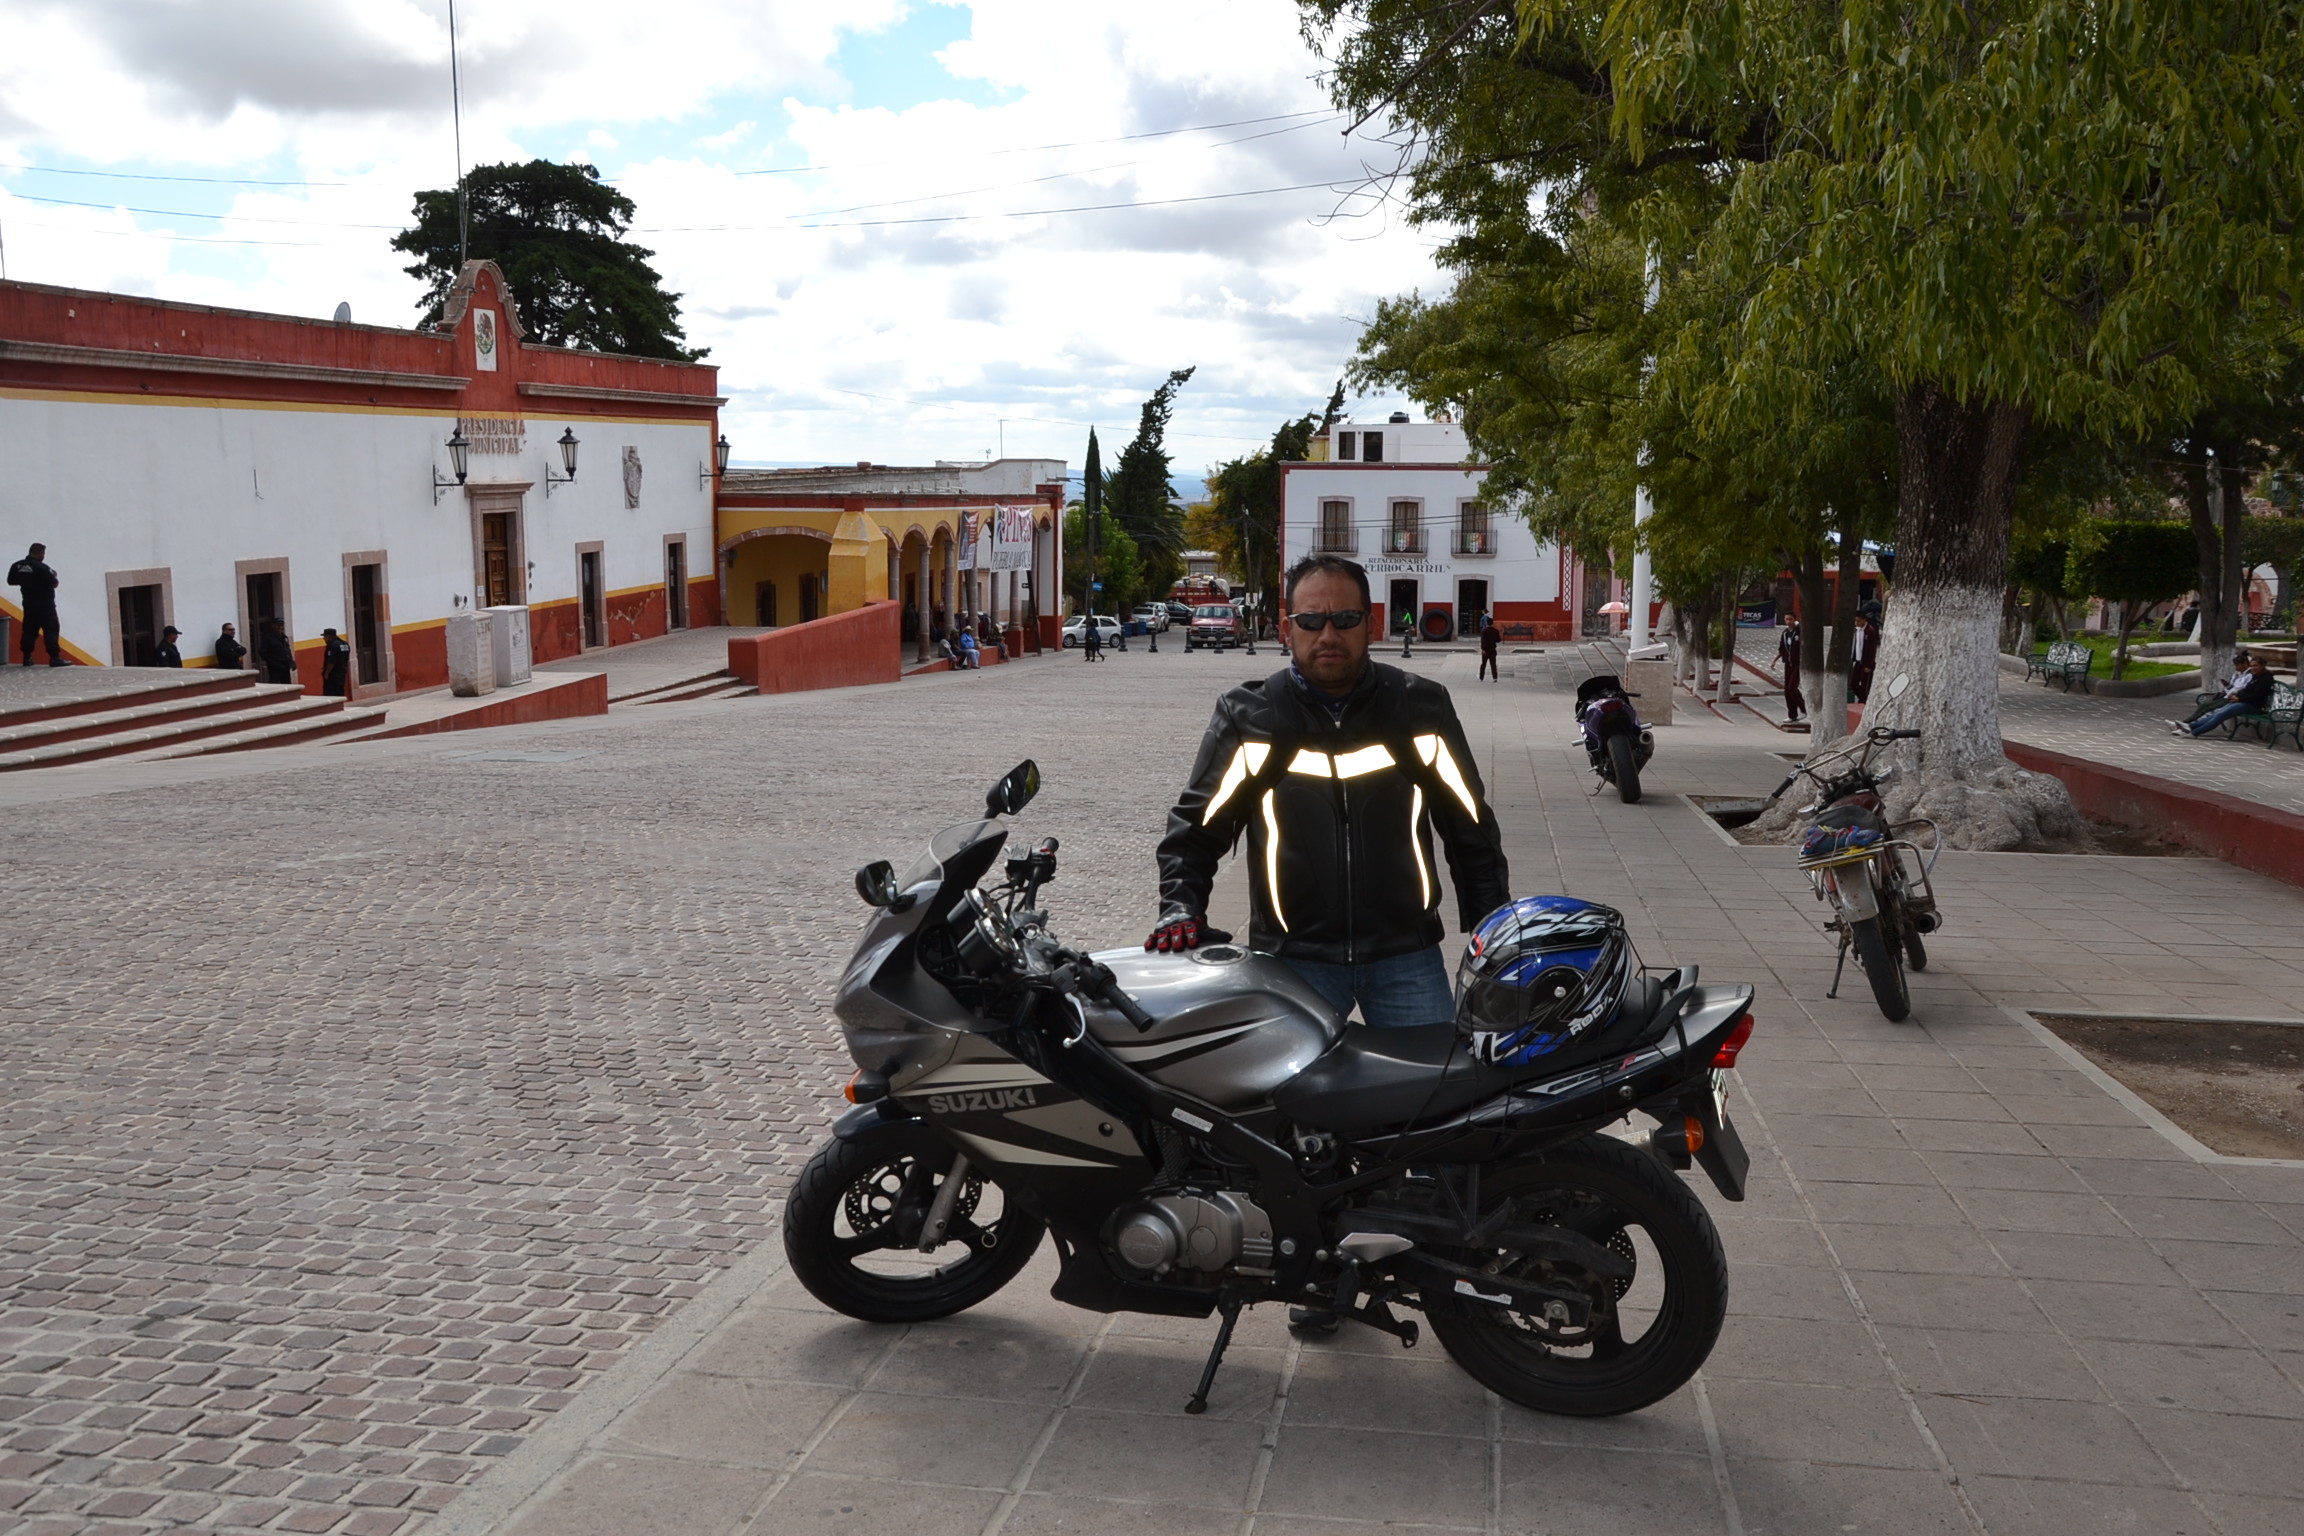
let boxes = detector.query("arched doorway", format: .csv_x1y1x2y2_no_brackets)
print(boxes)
722,526,833,628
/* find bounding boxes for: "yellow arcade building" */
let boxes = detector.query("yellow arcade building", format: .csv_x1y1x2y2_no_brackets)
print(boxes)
715,459,1066,659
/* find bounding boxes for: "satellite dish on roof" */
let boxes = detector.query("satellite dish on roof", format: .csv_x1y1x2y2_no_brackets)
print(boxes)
332,302,352,323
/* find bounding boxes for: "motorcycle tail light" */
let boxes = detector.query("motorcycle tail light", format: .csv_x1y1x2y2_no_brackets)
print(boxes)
1712,1013,1755,1069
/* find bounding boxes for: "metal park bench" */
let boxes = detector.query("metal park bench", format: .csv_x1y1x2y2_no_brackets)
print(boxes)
2192,680,2304,749
2031,640,2094,692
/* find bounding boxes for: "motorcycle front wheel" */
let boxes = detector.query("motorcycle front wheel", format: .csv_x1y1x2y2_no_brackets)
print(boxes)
1848,916,1912,1021
784,1117,1045,1324
1606,734,1642,803
1421,1135,1727,1417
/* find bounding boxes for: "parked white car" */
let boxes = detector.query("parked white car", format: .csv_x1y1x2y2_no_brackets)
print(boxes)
1062,614,1123,648
1131,604,1170,633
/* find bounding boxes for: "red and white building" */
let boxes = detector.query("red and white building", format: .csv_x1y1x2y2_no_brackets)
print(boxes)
1281,415,1574,642
0,261,721,693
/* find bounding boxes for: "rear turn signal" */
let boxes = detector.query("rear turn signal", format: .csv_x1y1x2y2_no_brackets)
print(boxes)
1712,1014,1755,1070
1681,1114,1705,1153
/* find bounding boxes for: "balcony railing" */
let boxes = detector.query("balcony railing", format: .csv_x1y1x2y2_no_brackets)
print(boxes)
1315,525,1357,553
1453,527,1496,556
1380,528,1426,555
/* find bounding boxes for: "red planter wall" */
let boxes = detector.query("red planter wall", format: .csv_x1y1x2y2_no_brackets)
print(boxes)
2005,740,2304,890
728,602,902,695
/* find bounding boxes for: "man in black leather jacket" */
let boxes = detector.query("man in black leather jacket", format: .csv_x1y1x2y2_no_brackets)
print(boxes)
1149,553,1509,1028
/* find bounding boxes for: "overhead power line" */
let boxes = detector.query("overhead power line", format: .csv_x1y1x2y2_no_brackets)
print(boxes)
0,162,349,187
734,108,1339,176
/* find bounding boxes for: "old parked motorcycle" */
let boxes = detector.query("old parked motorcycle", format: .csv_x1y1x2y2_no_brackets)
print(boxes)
1765,726,1942,1021
784,761,1759,1418
1576,675,1654,804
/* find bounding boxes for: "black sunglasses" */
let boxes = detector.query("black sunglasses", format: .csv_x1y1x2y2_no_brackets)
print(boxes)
1288,609,1367,632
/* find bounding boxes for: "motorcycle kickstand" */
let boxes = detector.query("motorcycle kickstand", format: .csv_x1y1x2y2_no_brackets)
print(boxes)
1827,931,1850,1000
1185,1294,1244,1416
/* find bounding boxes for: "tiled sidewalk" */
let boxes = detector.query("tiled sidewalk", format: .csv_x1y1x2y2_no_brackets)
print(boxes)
445,660,2304,1536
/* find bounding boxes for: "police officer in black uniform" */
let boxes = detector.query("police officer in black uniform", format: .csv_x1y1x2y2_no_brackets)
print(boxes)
7,543,65,666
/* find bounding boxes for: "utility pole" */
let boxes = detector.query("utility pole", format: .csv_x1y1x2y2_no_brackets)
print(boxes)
449,0,468,270
1627,247,1663,658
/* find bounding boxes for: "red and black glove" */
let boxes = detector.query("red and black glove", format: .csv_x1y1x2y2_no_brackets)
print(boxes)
1146,915,1232,952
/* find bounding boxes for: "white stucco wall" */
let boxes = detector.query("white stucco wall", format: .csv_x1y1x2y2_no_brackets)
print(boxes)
1281,462,1560,609
2,391,715,663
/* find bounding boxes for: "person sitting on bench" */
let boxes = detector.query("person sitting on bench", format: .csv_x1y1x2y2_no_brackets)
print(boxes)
2172,653,2273,737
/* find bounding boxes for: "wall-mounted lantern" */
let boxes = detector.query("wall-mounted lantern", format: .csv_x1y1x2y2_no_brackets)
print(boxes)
544,427,580,497
432,427,471,504
701,433,731,489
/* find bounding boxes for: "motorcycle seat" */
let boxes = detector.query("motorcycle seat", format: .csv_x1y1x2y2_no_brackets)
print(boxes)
1272,978,1670,1137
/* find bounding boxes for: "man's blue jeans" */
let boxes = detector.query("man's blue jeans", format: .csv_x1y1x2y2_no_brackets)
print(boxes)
2189,701,2252,736
1283,947,1456,1028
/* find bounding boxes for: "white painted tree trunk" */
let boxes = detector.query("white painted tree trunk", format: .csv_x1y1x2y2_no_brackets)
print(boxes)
1812,670,1849,744
1860,584,2079,849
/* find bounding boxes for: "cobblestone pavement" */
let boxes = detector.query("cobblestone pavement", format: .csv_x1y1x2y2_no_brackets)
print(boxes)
451,646,2304,1536
0,645,1265,1535
10,640,2304,1535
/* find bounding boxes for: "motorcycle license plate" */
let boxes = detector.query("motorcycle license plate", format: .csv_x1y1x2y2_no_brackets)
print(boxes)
1694,1069,1751,1202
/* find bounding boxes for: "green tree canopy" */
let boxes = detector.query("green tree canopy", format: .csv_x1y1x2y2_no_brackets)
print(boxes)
393,160,704,361
1204,387,1335,612
1104,368,1196,596
1064,504,1140,615
1306,0,2304,846
2070,520,2196,676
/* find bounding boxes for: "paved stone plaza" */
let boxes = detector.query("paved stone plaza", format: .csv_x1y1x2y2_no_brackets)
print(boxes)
5,642,2304,1535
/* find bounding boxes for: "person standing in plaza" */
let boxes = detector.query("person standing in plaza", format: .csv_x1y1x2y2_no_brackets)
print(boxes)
257,617,296,686
1478,613,1502,680
214,622,246,671
154,626,183,667
8,542,66,667
1151,552,1509,1024
1777,619,1806,722
1852,604,1881,704
321,628,350,697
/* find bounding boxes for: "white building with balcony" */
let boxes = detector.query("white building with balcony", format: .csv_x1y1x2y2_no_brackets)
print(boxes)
1278,414,1572,642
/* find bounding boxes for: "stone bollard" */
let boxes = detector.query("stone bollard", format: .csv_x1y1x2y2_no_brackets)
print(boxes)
1623,658,1674,725
448,611,497,697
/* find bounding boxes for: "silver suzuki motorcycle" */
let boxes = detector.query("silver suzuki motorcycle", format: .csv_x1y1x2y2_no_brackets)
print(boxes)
785,761,1758,1416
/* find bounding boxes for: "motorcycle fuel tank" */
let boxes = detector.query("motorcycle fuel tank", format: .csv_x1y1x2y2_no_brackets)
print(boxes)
1082,946,1344,1111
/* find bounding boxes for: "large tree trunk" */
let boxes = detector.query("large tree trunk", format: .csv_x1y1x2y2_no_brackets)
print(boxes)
1813,517,1864,745
1866,382,2078,849
1715,569,1739,705
2187,444,2248,687
1796,540,1827,687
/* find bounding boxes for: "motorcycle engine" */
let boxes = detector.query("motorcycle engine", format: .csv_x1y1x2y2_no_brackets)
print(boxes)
1111,1192,1274,1276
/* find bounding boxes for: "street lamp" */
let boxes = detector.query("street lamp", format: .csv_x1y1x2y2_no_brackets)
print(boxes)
544,426,579,497
700,432,731,488
431,426,471,504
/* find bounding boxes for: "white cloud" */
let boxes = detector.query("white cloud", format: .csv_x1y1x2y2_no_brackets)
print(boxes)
0,0,1436,470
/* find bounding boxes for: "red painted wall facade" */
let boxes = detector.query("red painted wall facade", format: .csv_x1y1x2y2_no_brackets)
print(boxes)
728,601,903,695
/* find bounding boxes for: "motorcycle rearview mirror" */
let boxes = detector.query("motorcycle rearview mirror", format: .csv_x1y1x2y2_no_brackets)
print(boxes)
986,759,1041,818
1887,671,1912,701
854,859,901,908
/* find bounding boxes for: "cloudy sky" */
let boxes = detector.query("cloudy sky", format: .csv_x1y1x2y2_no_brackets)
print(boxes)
0,0,1439,478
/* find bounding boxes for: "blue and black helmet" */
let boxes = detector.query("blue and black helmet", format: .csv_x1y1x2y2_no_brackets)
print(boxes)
1455,895,1633,1066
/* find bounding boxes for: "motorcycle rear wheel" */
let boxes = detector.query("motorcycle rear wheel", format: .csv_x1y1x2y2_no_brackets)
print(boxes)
1903,929,1928,972
1421,1135,1727,1417
1849,916,1911,1021
784,1117,1045,1324
1606,734,1642,804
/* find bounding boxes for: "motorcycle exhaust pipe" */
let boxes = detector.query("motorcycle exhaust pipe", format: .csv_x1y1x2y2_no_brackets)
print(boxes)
1910,911,1939,934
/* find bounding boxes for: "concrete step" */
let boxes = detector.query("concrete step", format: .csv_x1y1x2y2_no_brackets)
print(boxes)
631,673,749,704
0,673,263,745
127,703,378,762
0,690,354,771
613,669,741,705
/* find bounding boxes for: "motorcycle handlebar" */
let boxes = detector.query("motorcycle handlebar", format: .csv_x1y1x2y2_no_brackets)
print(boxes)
1889,729,1921,739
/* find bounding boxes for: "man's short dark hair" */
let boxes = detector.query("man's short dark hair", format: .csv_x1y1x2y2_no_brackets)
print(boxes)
1284,554,1371,610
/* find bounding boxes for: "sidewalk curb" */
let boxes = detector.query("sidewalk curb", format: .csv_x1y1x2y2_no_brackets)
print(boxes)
2004,1006,2304,1171
423,1227,793,1536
